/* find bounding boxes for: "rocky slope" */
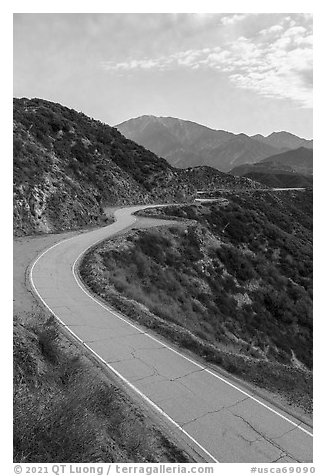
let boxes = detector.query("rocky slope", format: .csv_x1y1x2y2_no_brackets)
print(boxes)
115,115,311,172
13,98,262,236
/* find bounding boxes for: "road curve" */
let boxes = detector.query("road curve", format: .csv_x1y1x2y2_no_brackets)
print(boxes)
30,205,313,463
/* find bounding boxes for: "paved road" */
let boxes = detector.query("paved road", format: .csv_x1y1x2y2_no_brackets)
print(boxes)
30,205,313,463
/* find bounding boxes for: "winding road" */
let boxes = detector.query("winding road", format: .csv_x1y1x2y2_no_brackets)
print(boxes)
30,205,313,463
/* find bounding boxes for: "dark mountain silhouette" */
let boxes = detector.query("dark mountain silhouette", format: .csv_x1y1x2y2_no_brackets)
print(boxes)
259,147,313,174
230,147,313,188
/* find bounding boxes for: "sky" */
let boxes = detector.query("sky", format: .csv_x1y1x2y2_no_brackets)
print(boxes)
13,13,313,138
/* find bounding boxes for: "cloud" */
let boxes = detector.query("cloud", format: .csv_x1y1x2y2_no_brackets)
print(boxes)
101,16,312,108
223,28,313,107
220,14,248,26
260,24,284,36
107,58,163,70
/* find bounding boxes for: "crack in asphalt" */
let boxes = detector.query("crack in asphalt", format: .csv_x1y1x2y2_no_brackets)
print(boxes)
230,413,301,462
82,330,154,343
133,368,162,383
180,408,225,429
133,343,166,352
271,453,289,463
104,351,174,387
272,422,303,440
106,356,135,364
124,349,206,383
181,397,250,429
104,349,140,364
169,367,207,382
224,397,250,411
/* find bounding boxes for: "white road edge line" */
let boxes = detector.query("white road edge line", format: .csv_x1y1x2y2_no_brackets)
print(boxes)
29,205,313,459
29,216,219,463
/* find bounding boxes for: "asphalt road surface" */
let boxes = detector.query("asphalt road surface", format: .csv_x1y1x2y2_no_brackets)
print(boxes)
30,205,313,463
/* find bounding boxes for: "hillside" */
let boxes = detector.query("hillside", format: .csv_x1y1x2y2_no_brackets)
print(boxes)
234,171,312,189
259,147,313,175
13,98,261,236
115,116,304,172
230,147,313,187
80,190,312,411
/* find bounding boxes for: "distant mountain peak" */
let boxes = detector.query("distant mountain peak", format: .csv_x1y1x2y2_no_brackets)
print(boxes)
252,131,312,141
251,131,313,151
116,115,311,172
267,131,306,140
236,133,251,139
117,115,229,133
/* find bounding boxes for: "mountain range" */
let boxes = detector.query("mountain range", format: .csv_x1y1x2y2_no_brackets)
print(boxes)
116,115,313,173
13,98,262,236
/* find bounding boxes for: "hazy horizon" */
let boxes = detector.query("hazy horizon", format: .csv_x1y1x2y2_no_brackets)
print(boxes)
14,13,313,139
